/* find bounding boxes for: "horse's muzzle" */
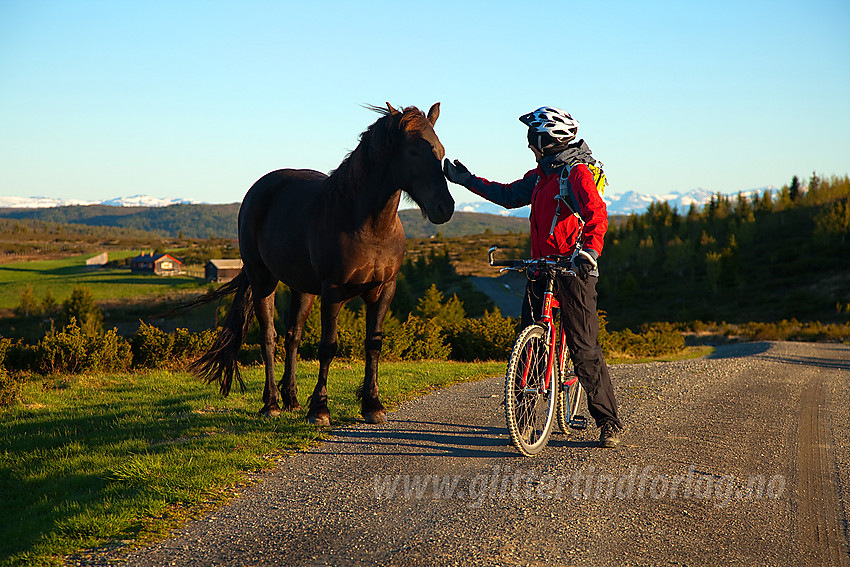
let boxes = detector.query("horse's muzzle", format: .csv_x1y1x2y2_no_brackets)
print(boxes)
427,197,454,225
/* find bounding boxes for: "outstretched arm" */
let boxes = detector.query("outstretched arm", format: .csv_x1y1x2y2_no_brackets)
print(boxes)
444,158,537,209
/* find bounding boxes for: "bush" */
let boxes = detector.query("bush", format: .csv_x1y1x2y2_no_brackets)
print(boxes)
39,319,132,374
1,340,39,374
132,322,175,369
132,323,216,369
384,315,451,361
604,327,685,358
173,327,217,360
447,309,516,361
0,338,22,406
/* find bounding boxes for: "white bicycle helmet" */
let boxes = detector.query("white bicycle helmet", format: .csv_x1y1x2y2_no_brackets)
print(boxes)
520,106,579,151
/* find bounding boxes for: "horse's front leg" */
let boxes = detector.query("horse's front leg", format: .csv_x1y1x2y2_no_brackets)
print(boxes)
360,280,395,424
279,290,314,411
307,285,341,426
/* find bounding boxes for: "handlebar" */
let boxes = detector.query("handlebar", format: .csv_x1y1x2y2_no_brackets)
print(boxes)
487,246,517,267
488,246,577,277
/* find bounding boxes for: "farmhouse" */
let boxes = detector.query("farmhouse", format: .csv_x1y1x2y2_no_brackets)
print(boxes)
130,252,182,276
205,259,243,283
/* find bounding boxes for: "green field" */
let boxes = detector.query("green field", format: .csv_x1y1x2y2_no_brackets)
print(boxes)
0,360,505,566
0,253,205,311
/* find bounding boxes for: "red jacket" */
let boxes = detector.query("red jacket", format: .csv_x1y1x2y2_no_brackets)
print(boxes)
467,162,608,259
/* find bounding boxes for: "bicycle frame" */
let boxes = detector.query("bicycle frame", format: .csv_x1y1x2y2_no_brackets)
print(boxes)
492,246,585,431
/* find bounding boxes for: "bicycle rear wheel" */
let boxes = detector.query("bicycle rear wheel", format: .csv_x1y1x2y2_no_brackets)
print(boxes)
505,324,557,456
557,368,586,434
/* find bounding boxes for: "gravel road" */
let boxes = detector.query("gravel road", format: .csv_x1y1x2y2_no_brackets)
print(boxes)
81,341,850,566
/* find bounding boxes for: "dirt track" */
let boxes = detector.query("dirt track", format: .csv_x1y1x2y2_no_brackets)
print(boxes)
88,341,849,566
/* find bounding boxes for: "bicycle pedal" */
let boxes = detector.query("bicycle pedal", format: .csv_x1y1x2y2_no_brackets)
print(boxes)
569,415,588,430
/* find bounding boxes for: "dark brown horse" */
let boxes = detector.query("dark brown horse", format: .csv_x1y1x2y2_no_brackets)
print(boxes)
187,103,453,425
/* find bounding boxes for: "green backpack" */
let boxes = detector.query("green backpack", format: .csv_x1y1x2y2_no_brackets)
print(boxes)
549,162,608,235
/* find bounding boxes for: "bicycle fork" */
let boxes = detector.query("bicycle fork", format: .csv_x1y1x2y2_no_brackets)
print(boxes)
519,277,559,393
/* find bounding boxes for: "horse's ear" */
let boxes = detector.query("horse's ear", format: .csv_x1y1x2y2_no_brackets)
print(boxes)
427,102,440,126
386,102,401,117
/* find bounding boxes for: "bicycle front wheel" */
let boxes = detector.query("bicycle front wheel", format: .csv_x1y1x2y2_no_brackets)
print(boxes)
505,324,557,456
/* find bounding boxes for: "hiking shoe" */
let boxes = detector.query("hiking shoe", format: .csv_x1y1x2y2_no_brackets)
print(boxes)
599,422,623,448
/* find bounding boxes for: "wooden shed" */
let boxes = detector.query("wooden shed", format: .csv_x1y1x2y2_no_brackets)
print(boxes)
130,253,182,276
86,252,108,269
205,259,243,283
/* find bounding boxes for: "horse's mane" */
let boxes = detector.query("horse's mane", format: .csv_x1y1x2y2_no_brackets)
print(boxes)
326,105,430,200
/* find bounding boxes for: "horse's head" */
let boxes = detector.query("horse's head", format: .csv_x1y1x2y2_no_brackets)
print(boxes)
386,102,454,225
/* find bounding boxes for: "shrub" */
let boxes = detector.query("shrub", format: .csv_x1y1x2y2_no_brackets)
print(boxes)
132,322,175,369
604,327,685,359
447,309,516,361
0,338,21,406
1,340,39,374
172,327,217,360
87,329,133,373
38,319,131,374
384,315,451,361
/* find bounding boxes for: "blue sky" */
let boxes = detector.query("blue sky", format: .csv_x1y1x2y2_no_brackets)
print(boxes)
1,0,848,206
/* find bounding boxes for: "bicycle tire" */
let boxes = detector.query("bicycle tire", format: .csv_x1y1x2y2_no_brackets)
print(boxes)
557,367,585,434
505,324,557,456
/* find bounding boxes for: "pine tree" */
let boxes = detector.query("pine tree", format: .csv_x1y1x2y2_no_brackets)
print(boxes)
15,284,40,317
60,286,104,335
413,284,466,325
789,175,800,202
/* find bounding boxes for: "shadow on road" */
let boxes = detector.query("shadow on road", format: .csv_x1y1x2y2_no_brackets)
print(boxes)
705,342,772,359
312,419,601,458
706,341,850,370
313,419,517,458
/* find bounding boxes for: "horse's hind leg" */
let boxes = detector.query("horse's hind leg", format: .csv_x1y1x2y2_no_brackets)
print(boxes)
255,288,281,417
279,290,314,411
360,281,395,424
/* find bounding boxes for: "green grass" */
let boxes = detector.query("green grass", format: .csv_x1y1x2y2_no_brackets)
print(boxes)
0,360,504,566
0,253,204,310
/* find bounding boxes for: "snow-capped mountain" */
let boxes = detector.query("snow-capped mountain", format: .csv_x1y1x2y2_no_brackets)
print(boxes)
458,186,777,217
0,195,201,208
98,195,201,207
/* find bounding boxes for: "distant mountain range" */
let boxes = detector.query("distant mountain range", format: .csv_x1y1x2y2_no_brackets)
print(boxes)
457,187,777,217
0,186,778,216
0,195,202,209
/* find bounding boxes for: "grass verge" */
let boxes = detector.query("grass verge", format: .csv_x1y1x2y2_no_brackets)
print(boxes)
0,360,504,566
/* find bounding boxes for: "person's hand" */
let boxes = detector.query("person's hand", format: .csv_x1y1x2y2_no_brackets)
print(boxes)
571,249,598,279
443,158,472,186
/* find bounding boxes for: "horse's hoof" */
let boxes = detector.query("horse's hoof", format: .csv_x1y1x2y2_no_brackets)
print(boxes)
282,399,302,412
363,411,387,425
259,406,282,418
307,413,331,427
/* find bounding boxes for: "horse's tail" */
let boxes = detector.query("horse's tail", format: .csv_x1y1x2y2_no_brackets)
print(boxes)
185,271,254,396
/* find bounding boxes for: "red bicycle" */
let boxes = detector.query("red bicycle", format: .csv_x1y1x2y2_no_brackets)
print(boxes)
489,246,588,456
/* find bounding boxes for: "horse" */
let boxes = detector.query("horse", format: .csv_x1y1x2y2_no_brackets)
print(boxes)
185,102,454,425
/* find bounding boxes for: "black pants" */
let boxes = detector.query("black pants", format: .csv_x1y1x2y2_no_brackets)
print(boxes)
521,275,622,429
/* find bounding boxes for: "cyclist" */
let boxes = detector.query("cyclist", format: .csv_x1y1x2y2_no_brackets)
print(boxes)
443,106,623,448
